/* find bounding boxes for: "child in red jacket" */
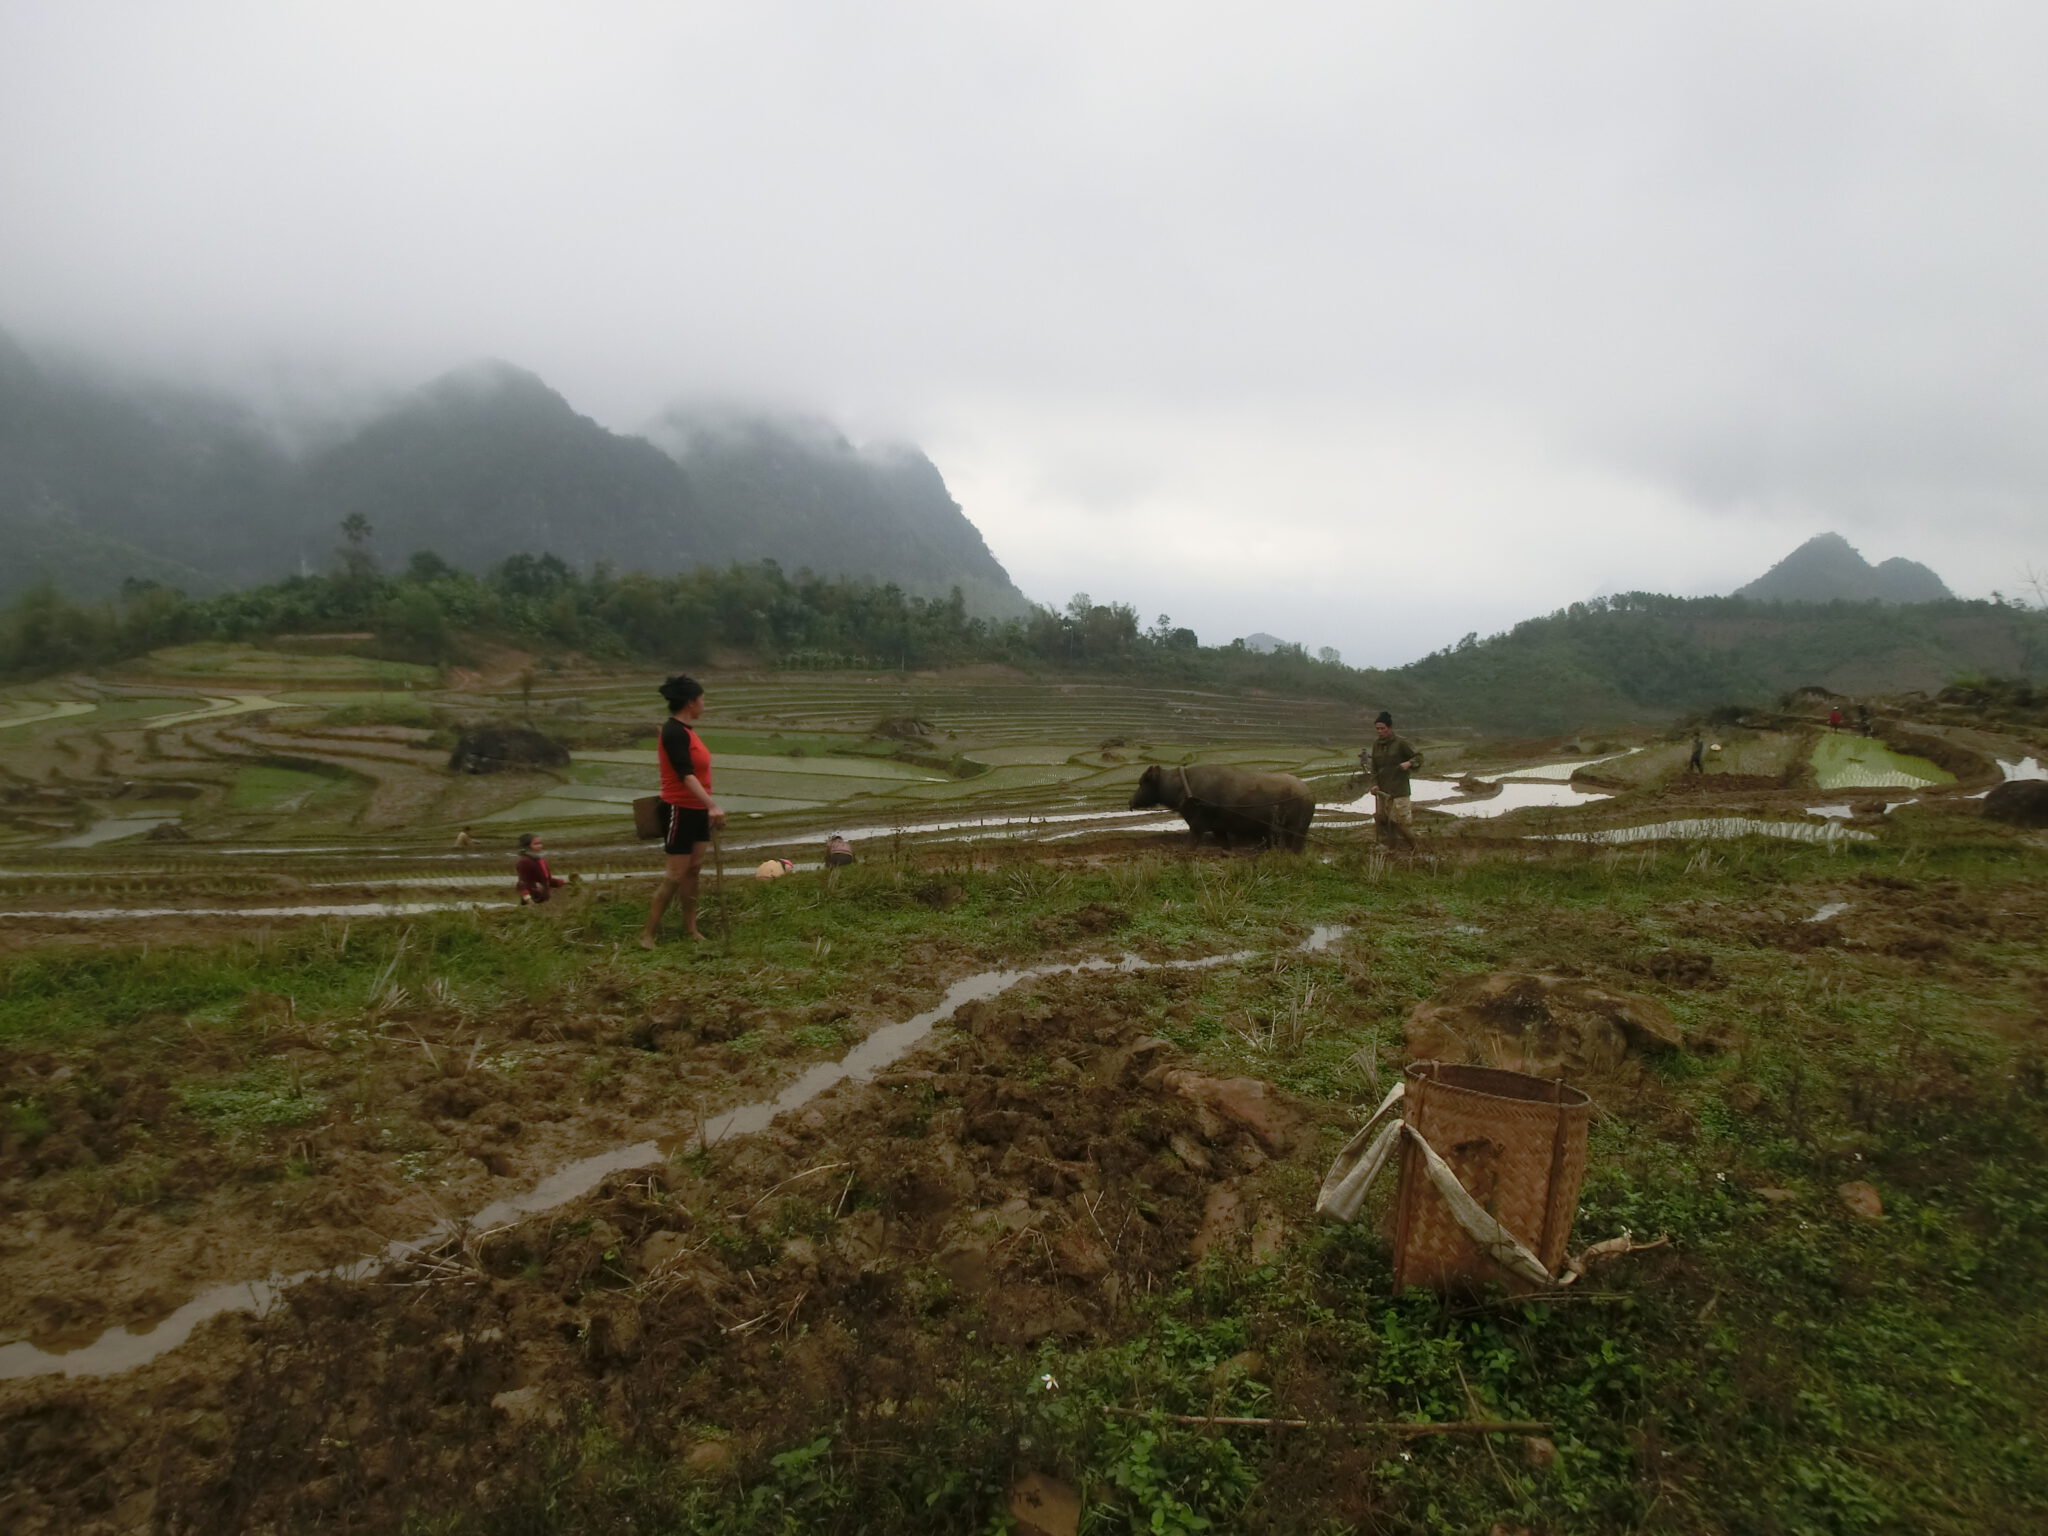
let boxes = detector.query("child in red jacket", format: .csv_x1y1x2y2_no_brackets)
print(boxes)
515,832,567,904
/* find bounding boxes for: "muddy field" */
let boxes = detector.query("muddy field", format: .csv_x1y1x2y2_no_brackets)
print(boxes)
3,803,2046,1533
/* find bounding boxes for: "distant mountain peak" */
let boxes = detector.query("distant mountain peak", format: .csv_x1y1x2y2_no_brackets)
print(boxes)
414,359,565,412
1735,533,1951,603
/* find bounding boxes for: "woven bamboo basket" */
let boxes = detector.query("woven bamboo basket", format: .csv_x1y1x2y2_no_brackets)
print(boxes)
1391,1061,1592,1292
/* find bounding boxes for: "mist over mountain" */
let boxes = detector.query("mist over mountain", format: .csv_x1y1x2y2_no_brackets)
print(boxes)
1733,532,1952,603
0,332,1030,615
642,406,1026,619
298,362,703,578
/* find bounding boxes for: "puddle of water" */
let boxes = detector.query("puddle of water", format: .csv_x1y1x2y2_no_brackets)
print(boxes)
305,871,650,891
1474,753,1629,782
1997,757,2046,782
754,807,1160,845
1808,901,1851,922
1807,801,1909,821
1435,782,1614,819
1323,779,1611,819
49,817,181,849
1554,818,1877,846
1043,816,1189,841
0,899,494,922
0,925,1346,1381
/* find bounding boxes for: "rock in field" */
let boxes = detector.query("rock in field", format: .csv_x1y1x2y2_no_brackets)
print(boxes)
1983,780,2048,828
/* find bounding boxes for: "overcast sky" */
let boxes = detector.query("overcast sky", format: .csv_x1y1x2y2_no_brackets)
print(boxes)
5,1,2044,664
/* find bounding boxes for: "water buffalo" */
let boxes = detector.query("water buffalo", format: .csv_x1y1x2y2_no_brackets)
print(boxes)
1129,763,1315,851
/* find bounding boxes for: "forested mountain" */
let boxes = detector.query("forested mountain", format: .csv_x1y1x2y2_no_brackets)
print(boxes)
1734,532,1951,603
1386,593,2046,731
0,331,1030,614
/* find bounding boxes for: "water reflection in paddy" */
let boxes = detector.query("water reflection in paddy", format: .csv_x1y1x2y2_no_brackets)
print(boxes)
1554,818,1876,845
1326,779,1612,819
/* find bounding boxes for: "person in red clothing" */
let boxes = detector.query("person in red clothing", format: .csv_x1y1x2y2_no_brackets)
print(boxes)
514,831,567,904
641,674,725,946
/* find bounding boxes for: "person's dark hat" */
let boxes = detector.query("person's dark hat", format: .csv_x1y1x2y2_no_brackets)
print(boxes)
1374,710,1394,727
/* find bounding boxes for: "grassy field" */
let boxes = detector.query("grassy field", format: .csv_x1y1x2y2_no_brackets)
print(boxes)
3,820,2046,1532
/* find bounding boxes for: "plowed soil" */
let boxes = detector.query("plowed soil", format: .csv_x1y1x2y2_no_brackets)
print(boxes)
1,966,1332,1534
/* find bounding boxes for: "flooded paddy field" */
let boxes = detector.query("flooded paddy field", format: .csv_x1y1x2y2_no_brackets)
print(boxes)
5,663,2048,1532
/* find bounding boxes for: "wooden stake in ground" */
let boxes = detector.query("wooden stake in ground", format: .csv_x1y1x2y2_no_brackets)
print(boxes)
712,826,731,945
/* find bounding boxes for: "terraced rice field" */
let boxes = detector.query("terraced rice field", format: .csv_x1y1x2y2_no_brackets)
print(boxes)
0,701,99,731
4,653,2035,933
1809,732,1954,791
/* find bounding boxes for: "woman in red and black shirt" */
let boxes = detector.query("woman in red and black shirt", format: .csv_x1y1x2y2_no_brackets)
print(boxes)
640,674,726,946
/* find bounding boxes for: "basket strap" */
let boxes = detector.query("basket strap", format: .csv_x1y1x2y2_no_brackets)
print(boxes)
1401,1122,1556,1288
1314,1083,1405,1221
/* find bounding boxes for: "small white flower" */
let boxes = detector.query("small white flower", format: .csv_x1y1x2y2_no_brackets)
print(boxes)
1040,1374,1059,1391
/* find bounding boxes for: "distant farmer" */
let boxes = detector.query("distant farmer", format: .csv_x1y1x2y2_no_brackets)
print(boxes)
1687,735,1705,774
1362,710,1422,850
754,857,794,880
455,825,477,848
1857,703,1872,737
641,674,725,947
1828,706,1845,732
515,832,566,904
825,834,855,868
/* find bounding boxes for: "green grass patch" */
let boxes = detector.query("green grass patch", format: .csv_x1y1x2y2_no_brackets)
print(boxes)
180,1064,326,1135
228,764,354,813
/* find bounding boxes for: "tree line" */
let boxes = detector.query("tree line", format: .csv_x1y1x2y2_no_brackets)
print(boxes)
0,544,1380,703
7,540,2041,731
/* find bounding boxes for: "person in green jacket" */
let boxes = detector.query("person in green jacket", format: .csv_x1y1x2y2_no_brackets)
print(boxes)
1362,710,1423,850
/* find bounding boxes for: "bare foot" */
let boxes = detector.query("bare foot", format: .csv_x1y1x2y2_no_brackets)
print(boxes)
685,928,704,941
637,932,658,950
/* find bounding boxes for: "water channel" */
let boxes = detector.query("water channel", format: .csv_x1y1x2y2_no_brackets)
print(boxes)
0,924,1347,1381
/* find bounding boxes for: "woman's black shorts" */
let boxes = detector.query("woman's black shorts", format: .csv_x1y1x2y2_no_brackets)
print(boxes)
661,803,712,854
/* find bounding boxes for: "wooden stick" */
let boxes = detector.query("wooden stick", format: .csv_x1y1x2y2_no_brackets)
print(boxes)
1102,1406,1549,1435
712,826,731,945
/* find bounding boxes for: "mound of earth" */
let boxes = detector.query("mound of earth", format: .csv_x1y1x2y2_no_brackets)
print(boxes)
446,724,571,774
872,715,935,740
1662,773,1783,796
1403,971,1684,1080
1983,779,2048,828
